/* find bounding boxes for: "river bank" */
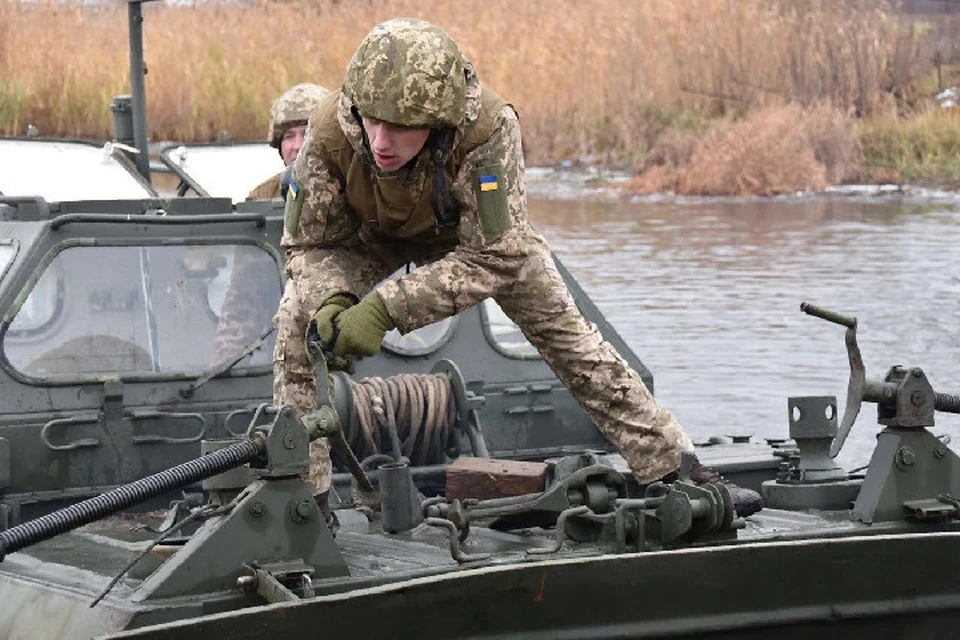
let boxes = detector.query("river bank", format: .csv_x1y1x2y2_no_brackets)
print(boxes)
2,0,958,196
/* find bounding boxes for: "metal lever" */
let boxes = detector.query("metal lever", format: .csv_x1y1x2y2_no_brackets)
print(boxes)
801,302,864,457
306,335,374,494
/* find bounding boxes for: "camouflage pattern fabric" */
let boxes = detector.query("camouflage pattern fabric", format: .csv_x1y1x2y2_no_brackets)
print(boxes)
276,20,694,493
210,246,280,366
247,171,282,200
268,83,329,147
343,18,466,129
210,83,326,363
208,171,283,365
274,246,392,494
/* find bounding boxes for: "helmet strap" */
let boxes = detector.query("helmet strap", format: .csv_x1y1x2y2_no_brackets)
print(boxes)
428,128,458,228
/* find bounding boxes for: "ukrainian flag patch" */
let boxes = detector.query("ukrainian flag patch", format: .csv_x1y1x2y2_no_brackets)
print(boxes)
479,174,499,192
474,165,510,241
283,175,305,235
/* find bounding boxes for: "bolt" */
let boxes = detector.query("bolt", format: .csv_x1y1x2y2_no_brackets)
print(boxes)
935,445,947,459
290,498,314,523
911,390,925,406
884,387,895,399
281,406,294,418
248,501,265,518
912,369,923,378
896,447,916,468
282,432,297,450
297,500,313,518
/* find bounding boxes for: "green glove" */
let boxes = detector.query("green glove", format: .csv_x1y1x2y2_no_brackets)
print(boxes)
332,293,395,358
306,294,355,360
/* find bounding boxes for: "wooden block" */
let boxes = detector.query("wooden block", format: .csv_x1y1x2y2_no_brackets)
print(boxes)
445,456,547,500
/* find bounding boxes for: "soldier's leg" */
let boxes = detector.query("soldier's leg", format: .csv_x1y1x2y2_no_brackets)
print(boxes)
495,241,692,483
273,246,389,495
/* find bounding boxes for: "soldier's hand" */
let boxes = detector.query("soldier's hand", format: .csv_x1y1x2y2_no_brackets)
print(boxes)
332,293,395,359
306,294,356,362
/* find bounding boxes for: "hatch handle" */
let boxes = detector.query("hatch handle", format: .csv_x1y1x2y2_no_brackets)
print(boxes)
41,414,102,451
128,410,207,445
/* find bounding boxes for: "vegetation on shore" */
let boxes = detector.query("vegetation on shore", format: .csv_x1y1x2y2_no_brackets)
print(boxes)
1,0,958,195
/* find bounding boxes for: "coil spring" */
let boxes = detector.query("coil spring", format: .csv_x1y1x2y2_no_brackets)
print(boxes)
0,438,262,559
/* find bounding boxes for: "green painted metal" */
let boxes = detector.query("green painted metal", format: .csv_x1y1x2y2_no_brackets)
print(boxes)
2,5,960,638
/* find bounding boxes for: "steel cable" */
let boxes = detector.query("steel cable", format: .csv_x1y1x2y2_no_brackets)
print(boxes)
346,373,456,464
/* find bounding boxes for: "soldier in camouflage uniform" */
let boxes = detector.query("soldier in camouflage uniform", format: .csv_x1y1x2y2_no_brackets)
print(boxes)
211,83,330,364
277,18,762,519
248,83,329,200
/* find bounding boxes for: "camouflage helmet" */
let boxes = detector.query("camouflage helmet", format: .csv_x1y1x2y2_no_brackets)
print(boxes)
343,18,466,129
268,83,329,148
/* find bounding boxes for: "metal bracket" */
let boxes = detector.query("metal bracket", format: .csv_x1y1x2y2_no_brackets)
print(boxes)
236,561,316,603
130,410,207,445
40,414,101,451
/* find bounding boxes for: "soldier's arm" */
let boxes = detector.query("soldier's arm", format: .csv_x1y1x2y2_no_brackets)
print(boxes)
281,126,351,252
376,106,548,333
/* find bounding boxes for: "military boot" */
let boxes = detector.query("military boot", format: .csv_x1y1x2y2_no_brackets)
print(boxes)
688,458,763,518
313,491,340,537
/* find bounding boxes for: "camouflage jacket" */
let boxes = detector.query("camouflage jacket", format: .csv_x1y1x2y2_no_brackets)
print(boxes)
247,171,282,200
286,62,548,334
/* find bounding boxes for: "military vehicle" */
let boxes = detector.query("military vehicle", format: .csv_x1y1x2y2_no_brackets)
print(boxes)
2,2,960,638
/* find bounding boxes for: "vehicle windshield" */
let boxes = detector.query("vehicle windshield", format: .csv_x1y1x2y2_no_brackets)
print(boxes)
0,243,17,281
0,139,156,200
160,143,284,203
4,243,281,380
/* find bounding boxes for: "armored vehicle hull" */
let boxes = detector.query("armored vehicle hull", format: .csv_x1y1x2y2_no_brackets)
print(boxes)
3,3,960,638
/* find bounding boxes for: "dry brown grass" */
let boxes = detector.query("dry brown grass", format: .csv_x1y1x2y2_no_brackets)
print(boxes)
0,0,954,192
624,104,863,196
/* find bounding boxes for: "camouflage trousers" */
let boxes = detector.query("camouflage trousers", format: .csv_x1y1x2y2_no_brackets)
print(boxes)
273,243,693,495
273,245,392,494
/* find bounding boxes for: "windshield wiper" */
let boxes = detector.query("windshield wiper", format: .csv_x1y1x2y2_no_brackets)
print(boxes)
179,324,275,398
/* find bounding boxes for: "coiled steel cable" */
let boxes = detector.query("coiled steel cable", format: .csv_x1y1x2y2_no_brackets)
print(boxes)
0,437,263,560
346,373,457,465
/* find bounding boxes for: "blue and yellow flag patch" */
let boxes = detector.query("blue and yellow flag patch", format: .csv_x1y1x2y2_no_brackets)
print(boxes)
479,174,499,192
283,174,305,235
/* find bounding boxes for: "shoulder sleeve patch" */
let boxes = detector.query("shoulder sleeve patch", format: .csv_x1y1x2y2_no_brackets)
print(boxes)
473,164,511,241
283,176,305,235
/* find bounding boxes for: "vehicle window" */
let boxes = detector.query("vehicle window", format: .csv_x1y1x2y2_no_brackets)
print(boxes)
481,299,540,359
0,243,18,282
382,318,455,357
4,243,281,379
11,267,59,333
379,265,456,357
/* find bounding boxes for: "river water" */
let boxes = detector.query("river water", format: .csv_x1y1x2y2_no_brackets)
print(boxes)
525,168,960,470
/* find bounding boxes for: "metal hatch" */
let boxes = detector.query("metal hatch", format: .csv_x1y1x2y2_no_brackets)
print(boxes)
159,142,284,202
0,139,157,201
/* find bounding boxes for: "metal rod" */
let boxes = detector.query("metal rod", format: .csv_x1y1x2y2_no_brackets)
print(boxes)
800,302,857,329
128,1,151,182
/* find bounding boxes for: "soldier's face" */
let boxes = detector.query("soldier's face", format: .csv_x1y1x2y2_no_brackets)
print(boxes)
280,124,308,166
361,117,430,172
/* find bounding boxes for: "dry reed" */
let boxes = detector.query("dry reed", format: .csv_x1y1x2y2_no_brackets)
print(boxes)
1,0,957,192
624,104,862,196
